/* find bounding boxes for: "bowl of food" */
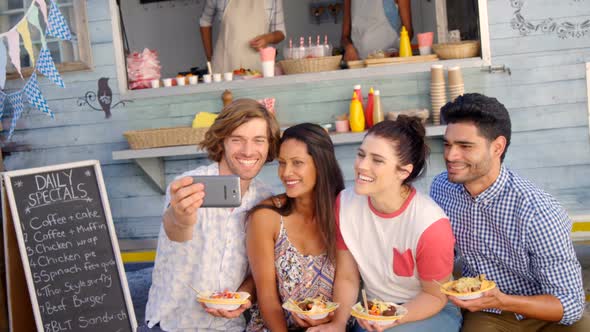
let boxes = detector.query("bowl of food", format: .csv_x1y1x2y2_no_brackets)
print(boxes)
351,300,407,326
197,290,251,310
440,274,496,300
282,296,339,320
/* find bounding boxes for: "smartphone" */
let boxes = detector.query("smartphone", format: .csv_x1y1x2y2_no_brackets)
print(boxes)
192,175,241,208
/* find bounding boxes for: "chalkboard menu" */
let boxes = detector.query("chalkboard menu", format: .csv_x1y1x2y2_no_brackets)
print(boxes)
3,160,136,332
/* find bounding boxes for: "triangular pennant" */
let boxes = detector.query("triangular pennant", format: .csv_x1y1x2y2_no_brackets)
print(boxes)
0,91,6,119
17,19,35,65
35,0,49,26
27,5,47,50
6,30,22,78
47,0,72,41
36,48,64,87
7,90,25,139
0,40,6,89
24,73,54,118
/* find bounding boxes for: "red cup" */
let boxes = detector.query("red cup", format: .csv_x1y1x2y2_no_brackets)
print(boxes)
417,32,434,48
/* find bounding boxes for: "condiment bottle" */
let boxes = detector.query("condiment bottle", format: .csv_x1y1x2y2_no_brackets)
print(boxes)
353,84,364,107
349,92,365,132
324,35,332,56
372,90,384,125
365,87,375,128
222,89,233,107
399,26,412,57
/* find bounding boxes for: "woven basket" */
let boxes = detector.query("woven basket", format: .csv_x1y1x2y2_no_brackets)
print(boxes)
432,40,480,59
124,126,208,149
279,55,342,75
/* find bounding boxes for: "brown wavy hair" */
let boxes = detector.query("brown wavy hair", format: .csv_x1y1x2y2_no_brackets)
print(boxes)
199,98,280,162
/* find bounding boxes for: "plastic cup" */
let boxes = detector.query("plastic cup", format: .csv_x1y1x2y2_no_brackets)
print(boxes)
213,73,222,82
262,61,275,77
335,119,350,133
203,74,212,83
188,76,198,85
223,72,233,81
417,32,434,47
419,46,432,55
150,79,160,88
176,77,186,86
162,78,173,87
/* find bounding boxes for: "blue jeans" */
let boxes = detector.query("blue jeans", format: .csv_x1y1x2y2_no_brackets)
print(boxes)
352,302,462,332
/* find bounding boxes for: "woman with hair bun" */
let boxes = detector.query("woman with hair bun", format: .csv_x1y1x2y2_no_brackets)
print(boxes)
309,116,462,332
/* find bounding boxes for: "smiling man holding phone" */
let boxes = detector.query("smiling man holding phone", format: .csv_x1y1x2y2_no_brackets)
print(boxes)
142,99,280,332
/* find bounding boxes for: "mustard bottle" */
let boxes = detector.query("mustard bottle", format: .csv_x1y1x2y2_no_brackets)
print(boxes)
372,90,384,125
349,92,365,132
399,26,412,57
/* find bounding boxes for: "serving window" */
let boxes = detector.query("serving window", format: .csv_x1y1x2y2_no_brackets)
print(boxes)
109,0,490,97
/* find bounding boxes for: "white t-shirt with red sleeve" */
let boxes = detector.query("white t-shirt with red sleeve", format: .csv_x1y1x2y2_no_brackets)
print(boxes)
335,187,455,304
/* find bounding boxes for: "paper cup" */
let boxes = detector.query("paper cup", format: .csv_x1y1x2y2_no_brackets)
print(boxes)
431,65,444,83
151,79,161,88
448,66,464,85
203,74,212,83
262,61,275,78
189,76,198,85
176,77,186,86
223,72,233,81
162,78,173,87
213,73,222,82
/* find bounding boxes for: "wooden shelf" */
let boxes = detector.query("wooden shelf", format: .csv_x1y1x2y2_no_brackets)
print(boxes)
112,125,446,193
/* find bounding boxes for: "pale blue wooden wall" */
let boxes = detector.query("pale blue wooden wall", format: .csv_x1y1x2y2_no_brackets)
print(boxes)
3,0,590,240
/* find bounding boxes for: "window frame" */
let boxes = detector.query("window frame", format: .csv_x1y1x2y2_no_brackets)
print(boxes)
109,0,491,98
3,0,93,80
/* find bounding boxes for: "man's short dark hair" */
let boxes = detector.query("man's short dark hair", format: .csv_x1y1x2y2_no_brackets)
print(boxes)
441,93,512,161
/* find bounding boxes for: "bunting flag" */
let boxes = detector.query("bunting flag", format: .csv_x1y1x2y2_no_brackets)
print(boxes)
27,5,47,50
37,48,64,87
47,0,72,41
6,30,22,78
6,91,24,138
0,91,5,119
35,0,49,26
0,41,6,89
24,72,54,119
17,20,35,66
0,0,72,140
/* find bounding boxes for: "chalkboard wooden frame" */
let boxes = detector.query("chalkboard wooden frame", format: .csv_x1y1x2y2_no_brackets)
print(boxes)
2,160,137,332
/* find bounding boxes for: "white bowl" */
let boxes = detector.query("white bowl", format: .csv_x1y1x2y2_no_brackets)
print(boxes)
440,279,497,300
202,302,242,310
297,312,329,320
197,291,250,311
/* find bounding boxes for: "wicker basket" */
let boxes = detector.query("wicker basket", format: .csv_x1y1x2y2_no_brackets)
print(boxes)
279,55,342,75
432,40,480,59
124,126,208,149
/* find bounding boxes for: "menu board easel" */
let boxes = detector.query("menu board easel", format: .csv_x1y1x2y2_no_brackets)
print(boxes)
2,160,137,332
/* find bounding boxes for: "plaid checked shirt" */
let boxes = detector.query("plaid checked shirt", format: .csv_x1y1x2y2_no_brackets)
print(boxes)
430,166,585,325
199,0,286,34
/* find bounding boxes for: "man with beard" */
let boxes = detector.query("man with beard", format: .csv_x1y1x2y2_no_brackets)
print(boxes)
430,93,589,331
142,99,280,332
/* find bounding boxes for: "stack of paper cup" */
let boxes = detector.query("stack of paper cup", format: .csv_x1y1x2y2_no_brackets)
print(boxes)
448,66,464,102
430,65,446,125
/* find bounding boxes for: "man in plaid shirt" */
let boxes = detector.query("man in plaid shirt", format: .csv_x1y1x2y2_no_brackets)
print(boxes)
430,93,589,331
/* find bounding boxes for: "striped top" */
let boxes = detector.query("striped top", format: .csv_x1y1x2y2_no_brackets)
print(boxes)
247,215,334,331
